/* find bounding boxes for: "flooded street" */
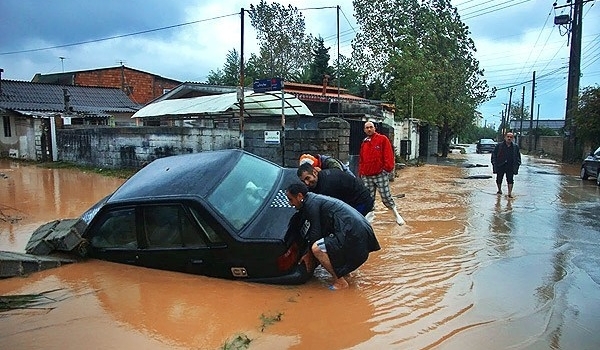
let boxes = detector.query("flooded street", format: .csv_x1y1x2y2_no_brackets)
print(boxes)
1,149,599,350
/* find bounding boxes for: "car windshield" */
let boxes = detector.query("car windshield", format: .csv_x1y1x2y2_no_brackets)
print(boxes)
480,139,495,144
207,154,280,230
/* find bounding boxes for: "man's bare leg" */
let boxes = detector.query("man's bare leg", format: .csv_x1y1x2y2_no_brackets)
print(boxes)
507,184,513,197
311,243,348,290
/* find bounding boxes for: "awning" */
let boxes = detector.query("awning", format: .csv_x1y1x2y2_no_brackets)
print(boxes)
132,91,313,118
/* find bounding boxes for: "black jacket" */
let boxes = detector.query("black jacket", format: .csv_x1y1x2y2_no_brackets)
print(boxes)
491,141,522,174
300,193,380,277
311,169,374,214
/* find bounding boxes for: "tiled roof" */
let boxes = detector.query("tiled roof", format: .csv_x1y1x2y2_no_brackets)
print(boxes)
0,80,141,114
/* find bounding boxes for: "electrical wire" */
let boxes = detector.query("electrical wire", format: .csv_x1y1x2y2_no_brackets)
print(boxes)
0,12,238,56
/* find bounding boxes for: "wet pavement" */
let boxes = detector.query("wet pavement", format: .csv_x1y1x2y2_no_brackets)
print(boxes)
1,148,599,350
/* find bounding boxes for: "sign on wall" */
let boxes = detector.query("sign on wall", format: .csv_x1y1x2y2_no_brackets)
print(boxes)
264,130,280,144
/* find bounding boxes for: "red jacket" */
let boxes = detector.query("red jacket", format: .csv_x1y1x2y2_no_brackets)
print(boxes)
359,132,395,176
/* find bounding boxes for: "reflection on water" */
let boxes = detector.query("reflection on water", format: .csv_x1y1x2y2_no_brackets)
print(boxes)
2,156,600,349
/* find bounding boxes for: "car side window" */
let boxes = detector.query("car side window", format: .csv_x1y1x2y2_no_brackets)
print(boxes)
189,207,224,244
143,205,207,248
91,208,137,249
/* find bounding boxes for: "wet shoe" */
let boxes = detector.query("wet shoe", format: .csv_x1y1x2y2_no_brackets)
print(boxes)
496,191,502,194
395,215,405,226
365,211,375,223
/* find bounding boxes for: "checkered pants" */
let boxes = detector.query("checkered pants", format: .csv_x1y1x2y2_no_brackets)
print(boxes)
361,171,396,209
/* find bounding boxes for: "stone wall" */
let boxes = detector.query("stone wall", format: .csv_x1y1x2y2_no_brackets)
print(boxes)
56,117,351,169
519,135,563,158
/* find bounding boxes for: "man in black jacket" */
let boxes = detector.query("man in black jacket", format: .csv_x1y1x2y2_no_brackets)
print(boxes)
285,183,380,290
491,131,522,198
297,163,374,217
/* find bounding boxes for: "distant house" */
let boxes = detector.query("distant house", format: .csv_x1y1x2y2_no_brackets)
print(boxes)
0,80,141,161
509,119,565,134
32,65,182,105
133,80,427,163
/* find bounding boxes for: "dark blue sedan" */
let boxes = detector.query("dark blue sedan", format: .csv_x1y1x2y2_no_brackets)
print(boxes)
581,146,600,186
78,149,311,284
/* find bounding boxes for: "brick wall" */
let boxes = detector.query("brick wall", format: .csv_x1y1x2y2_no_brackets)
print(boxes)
74,67,180,104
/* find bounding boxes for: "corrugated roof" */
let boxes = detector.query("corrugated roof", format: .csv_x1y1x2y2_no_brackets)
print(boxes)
132,91,313,118
0,80,141,114
510,119,565,130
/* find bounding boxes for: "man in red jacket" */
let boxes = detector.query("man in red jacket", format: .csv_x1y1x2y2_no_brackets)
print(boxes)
359,121,405,226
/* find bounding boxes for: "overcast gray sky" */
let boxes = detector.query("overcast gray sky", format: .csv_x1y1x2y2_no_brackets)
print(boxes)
1,0,598,129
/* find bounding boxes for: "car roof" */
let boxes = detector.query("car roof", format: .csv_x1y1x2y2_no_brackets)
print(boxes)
108,149,246,203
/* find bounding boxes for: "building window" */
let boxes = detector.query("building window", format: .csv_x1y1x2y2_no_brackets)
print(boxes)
2,116,11,137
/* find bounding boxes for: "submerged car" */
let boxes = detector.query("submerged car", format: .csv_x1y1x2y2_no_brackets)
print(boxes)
580,146,600,186
476,138,497,154
76,149,311,284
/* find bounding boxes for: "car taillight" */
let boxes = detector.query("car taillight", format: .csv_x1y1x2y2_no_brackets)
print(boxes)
276,242,299,272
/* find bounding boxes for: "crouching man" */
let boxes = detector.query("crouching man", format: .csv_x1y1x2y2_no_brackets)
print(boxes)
285,183,380,290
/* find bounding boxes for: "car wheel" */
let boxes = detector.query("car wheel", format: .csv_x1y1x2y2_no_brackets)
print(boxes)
580,167,588,180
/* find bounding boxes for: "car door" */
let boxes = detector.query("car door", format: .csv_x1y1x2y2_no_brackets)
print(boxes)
86,207,141,265
135,204,230,278
593,148,600,177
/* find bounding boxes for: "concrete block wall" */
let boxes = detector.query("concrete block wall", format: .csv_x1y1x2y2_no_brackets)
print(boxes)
286,117,350,167
55,118,351,170
57,127,238,169
519,135,563,158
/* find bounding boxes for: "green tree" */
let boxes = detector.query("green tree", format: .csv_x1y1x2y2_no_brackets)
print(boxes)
206,49,241,86
308,36,333,85
508,98,531,121
351,0,493,156
248,1,313,80
332,54,365,97
574,85,600,146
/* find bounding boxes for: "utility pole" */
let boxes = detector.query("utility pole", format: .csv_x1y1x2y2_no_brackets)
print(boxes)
505,88,513,134
556,0,584,163
239,8,245,150
336,5,341,118
529,71,536,153
519,86,525,147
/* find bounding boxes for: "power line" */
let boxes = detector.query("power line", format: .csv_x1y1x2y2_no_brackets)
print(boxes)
0,12,238,56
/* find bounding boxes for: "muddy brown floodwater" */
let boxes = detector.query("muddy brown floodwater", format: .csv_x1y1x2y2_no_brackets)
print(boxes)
1,154,599,350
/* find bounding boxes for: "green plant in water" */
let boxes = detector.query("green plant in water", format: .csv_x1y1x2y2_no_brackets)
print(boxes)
221,334,252,350
259,312,283,332
0,289,63,312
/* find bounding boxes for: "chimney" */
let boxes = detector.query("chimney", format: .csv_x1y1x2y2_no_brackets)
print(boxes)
322,74,330,96
63,88,71,113
0,68,4,95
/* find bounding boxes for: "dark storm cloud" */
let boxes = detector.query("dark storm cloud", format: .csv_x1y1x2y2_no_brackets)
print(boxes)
0,0,187,52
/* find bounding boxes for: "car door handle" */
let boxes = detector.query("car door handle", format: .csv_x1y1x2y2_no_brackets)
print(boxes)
125,255,139,263
191,259,204,264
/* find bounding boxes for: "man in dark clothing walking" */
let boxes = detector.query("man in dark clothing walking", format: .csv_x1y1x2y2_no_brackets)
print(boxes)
297,163,374,217
491,131,522,197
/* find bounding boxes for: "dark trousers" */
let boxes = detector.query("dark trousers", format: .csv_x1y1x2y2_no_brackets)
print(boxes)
496,165,514,185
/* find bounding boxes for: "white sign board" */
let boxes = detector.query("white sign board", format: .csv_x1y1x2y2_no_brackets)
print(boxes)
264,130,280,144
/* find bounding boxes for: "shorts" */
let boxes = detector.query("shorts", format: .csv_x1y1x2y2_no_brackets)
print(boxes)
315,238,327,252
